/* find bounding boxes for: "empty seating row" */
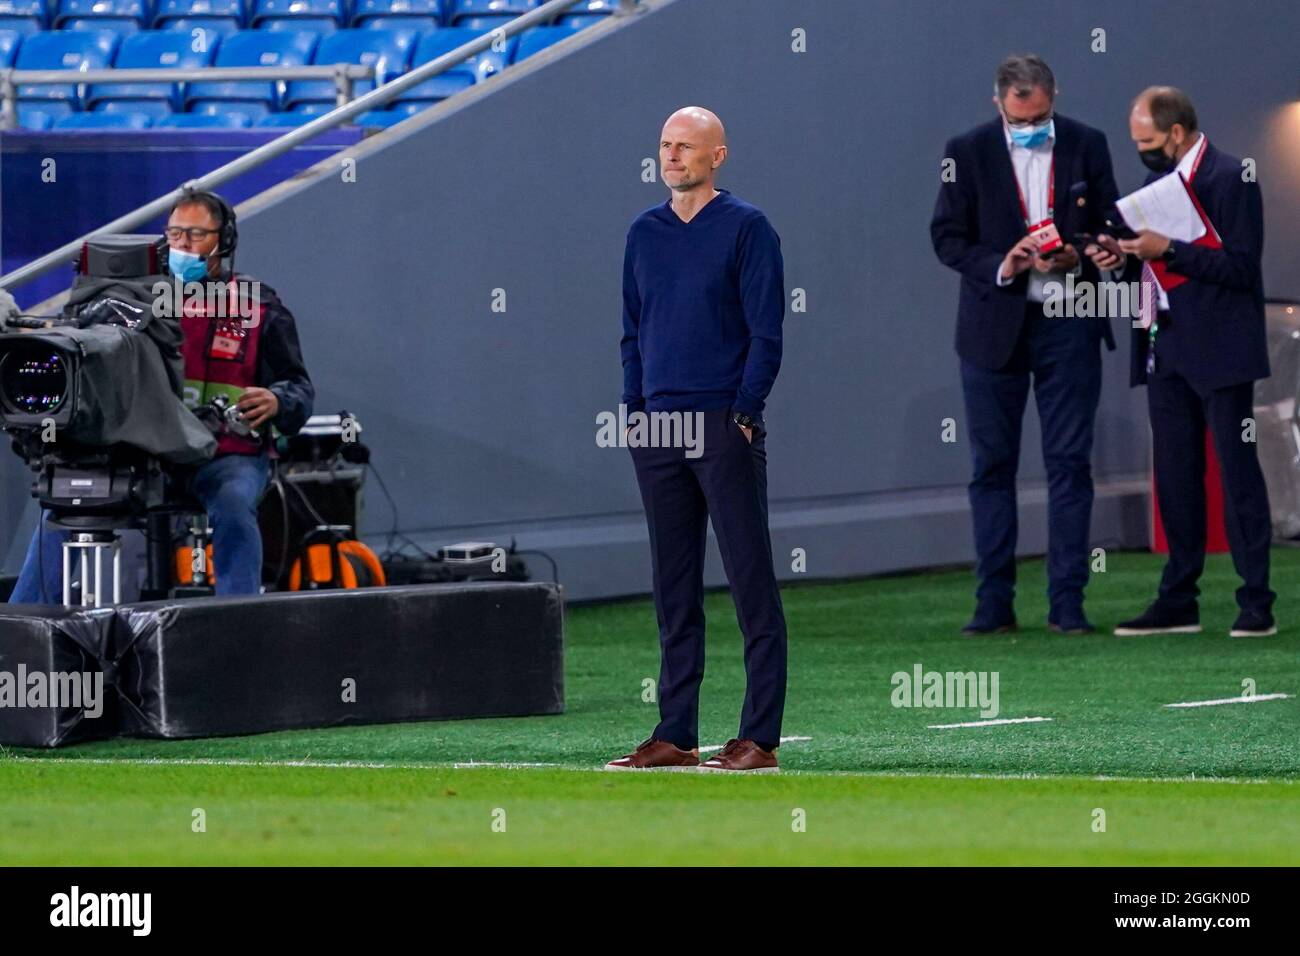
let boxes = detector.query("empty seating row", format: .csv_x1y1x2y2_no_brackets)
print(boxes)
18,105,412,126
1,24,581,126
0,0,617,35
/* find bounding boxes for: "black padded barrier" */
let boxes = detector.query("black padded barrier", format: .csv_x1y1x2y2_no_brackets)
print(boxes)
0,605,118,748
0,582,564,746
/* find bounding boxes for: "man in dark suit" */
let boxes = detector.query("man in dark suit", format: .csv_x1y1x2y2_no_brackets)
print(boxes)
1110,87,1276,637
931,54,1123,635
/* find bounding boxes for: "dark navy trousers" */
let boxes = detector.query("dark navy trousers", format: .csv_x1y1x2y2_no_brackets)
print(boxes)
629,406,787,751
959,303,1103,617
1147,369,1274,615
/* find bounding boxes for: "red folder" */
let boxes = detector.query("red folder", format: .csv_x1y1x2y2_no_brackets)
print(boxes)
1148,173,1221,293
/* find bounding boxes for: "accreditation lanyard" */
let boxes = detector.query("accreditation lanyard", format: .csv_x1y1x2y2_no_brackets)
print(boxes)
1147,135,1209,374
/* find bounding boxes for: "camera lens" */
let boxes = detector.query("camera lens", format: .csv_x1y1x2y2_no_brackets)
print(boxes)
0,347,69,415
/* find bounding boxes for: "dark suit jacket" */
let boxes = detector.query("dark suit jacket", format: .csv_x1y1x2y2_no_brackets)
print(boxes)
1128,140,1269,390
931,114,1120,370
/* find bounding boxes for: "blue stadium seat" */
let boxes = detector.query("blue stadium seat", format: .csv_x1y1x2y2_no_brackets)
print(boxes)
446,1,537,26
357,14,436,32
387,68,469,108
88,30,217,113
284,27,414,110
408,26,511,86
185,28,318,118
59,17,140,35
354,106,412,127
53,0,149,32
17,105,56,128
557,13,610,28
456,14,517,30
14,30,120,113
92,98,174,118
564,0,620,14
249,0,344,34
0,27,21,66
350,0,441,29
187,99,272,121
54,109,152,129
258,15,338,37
153,0,245,32
160,20,234,47
512,24,575,62
256,109,319,126
157,110,251,127
0,0,47,34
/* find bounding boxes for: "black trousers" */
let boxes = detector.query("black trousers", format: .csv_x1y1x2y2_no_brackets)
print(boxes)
629,406,787,751
1147,369,1275,615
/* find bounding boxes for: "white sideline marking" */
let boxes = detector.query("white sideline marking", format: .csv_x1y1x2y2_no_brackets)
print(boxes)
2,756,1293,785
928,716,1053,729
1164,693,1294,709
698,735,812,754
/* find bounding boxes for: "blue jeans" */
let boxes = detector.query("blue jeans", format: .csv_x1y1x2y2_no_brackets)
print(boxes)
8,452,270,604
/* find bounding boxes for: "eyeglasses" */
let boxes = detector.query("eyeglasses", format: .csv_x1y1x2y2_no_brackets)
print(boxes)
1001,107,1053,130
164,226,219,242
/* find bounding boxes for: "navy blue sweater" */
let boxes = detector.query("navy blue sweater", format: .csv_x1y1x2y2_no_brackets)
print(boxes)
621,189,785,418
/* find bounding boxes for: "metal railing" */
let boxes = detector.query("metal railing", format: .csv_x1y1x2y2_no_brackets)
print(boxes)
0,0,641,292
0,65,377,130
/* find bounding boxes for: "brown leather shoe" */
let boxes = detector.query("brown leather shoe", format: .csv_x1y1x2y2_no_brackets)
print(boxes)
697,738,779,773
604,738,700,771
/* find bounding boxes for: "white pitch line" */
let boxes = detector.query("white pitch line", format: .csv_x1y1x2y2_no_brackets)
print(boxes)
698,735,811,754
928,717,1053,729
2,756,1294,785
1164,693,1294,709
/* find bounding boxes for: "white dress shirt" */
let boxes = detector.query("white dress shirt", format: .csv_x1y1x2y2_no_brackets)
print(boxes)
995,120,1081,303
1153,131,1207,311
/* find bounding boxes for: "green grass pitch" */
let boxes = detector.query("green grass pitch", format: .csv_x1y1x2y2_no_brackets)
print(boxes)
1,548,1297,865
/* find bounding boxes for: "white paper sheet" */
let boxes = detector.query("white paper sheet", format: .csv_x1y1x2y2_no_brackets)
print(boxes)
1116,173,1208,242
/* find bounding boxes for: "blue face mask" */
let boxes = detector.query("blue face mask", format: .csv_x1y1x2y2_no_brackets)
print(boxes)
1008,119,1053,149
168,247,209,283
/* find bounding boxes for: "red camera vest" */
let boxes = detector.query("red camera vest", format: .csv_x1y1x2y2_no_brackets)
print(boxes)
177,275,267,456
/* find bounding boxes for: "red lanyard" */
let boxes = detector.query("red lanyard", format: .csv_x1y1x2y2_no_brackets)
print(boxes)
1184,135,1207,183
1013,152,1054,225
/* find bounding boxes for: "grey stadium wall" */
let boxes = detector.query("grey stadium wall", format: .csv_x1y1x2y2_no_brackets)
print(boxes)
5,0,1300,601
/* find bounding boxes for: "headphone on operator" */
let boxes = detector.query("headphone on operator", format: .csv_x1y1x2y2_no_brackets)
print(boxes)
174,187,239,259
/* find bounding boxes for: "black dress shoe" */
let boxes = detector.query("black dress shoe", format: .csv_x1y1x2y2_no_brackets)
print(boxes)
1048,604,1094,634
962,615,1017,636
1114,603,1200,636
1229,609,1277,637
1048,618,1095,635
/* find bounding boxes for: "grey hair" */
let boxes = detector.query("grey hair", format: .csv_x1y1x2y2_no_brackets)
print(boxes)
1134,85,1199,134
994,54,1056,102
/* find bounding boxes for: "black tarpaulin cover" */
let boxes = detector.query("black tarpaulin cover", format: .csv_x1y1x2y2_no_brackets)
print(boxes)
0,582,565,746
0,605,117,748
26,323,216,465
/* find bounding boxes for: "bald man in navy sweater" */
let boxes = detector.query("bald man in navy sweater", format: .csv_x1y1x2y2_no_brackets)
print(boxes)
606,107,788,774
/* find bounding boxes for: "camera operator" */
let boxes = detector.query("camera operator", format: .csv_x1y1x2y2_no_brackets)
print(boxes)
8,188,314,602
